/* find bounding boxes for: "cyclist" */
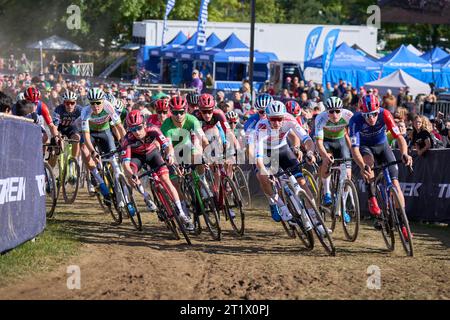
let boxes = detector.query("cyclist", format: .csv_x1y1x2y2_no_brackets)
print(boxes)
80,88,127,205
254,101,320,229
105,93,127,124
315,97,353,209
120,110,194,230
186,92,200,114
349,94,412,228
285,100,303,127
53,91,83,159
147,97,170,128
160,95,210,215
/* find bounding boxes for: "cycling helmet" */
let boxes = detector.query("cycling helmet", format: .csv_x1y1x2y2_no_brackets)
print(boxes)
325,96,343,110
115,99,124,113
104,92,117,106
126,109,144,128
155,97,170,112
186,92,200,106
62,91,78,101
255,93,273,111
285,100,301,116
226,111,239,123
198,93,216,110
169,95,187,111
16,92,25,102
265,100,286,118
87,88,105,101
360,94,380,113
24,87,41,103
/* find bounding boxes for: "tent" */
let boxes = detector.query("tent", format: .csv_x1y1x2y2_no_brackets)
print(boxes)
28,35,82,51
149,31,188,57
407,44,423,56
379,45,435,85
434,55,450,88
351,44,379,61
421,47,449,64
176,33,222,60
304,42,382,88
364,69,431,97
160,32,199,58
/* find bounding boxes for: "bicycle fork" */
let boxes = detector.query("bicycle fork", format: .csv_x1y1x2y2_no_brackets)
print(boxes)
283,178,313,231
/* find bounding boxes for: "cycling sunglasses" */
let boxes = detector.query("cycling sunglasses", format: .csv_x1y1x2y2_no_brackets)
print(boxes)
269,116,284,122
172,110,186,116
65,101,76,105
129,125,144,133
200,109,214,115
90,101,102,106
363,111,379,119
157,110,169,115
328,109,341,114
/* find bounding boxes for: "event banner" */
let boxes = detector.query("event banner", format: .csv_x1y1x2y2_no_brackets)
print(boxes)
322,28,340,85
304,26,323,63
0,116,46,253
162,0,176,46
196,0,211,51
247,150,450,223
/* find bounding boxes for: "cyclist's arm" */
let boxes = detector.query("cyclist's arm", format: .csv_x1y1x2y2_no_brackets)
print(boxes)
315,138,328,159
120,144,134,179
349,121,365,170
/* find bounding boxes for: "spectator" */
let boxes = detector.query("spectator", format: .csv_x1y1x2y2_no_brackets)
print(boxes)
281,88,291,100
383,89,397,114
205,73,214,93
0,91,13,114
7,55,17,73
151,86,166,100
299,92,309,109
290,77,300,97
133,101,151,120
48,55,58,75
69,61,78,76
216,91,225,104
391,120,409,149
323,82,333,100
0,58,4,71
232,91,243,111
421,94,436,118
442,120,450,148
241,81,252,105
191,69,203,94
412,115,433,156
18,54,30,73
283,77,291,90
332,83,340,97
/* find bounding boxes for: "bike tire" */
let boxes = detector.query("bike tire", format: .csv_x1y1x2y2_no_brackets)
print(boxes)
317,179,337,231
233,166,252,209
300,190,336,256
159,187,191,245
198,178,222,241
62,158,80,204
180,176,202,236
282,188,314,251
375,174,395,251
223,176,245,236
104,166,122,225
389,186,414,257
341,179,361,242
151,184,180,240
118,175,142,231
44,162,57,218
302,168,319,205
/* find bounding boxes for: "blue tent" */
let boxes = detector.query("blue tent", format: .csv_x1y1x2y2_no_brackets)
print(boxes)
304,42,381,88
160,32,198,58
177,33,222,60
434,55,450,88
379,45,435,84
421,47,449,64
149,31,188,57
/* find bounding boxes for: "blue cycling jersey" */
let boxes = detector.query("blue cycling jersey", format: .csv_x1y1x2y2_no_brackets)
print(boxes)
53,104,82,127
244,113,264,132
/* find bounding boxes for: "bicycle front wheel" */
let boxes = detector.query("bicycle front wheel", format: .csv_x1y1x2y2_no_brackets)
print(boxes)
233,166,252,209
44,162,57,218
104,166,122,225
118,175,142,231
341,179,360,242
62,158,80,204
198,178,222,241
389,186,414,256
159,187,191,245
223,176,245,236
375,174,395,251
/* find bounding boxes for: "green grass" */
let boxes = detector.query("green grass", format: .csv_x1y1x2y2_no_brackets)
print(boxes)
0,220,80,286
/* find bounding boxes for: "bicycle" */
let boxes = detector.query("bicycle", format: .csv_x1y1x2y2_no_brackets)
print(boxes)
139,164,191,245
43,161,57,218
55,137,80,204
373,160,414,256
317,158,361,242
206,163,245,236
269,166,336,255
232,164,252,209
178,164,222,241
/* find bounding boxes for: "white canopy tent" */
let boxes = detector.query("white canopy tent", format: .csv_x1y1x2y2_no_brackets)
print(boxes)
364,69,431,97
406,44,423,56
27,35,82,51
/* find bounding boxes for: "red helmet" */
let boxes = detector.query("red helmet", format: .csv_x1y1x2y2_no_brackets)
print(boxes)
126,109,144,128
360,94,380,113
155,97,170,112
169,95,187,111
24,87,41,103
198,93,216,111
285,100,301,116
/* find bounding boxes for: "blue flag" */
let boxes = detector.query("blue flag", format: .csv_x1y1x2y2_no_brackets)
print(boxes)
322,29,340,85
304,26,323,62
196,0,211,51
162,0,176,46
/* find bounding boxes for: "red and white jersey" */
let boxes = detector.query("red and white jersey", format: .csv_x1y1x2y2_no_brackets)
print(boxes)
120,126,170,162
146,114,166,128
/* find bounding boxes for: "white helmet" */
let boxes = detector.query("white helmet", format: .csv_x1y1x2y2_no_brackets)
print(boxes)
16,92,25,102
87,88,105,101
265,100,286,118
62,91,78,101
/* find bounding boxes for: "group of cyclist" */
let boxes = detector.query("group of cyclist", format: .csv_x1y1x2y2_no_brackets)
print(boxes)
10,84,413,239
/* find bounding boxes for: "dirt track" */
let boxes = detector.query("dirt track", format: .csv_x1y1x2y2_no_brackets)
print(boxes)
0,191,449,300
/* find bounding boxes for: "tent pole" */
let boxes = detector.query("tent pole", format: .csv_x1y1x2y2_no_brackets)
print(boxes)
248,0,256,108
213,62,216,90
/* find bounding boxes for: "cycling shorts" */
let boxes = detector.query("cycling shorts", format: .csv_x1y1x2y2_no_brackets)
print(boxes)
88,130,116,156
359,141,398,180
323,137,351,169
129,148,169,177
59,125,80,140
259,144,303,178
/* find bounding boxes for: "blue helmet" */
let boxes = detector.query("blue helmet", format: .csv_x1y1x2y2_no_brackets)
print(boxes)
255,93,273,111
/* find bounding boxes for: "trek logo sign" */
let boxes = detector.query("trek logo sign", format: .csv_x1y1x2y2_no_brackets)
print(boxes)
196,0,211,50
0,175,45,205
322,29,340,75
304,26,323,62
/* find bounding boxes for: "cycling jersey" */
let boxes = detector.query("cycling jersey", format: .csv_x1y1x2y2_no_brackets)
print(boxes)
314,109,353,140
192,109,229,144
349,108,400,148
35,101,53,126
254,113,311,159
53,104,82,128
120,126,170,163
146,114,167,128
81,100,121,133
161,114,205,149
244,113,265,132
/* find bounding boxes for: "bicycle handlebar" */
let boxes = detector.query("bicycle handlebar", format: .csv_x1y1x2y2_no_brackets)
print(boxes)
372,159,414,174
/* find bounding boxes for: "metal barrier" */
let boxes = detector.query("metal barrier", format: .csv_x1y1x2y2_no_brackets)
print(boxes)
60,63,94,77
433,101,450,118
